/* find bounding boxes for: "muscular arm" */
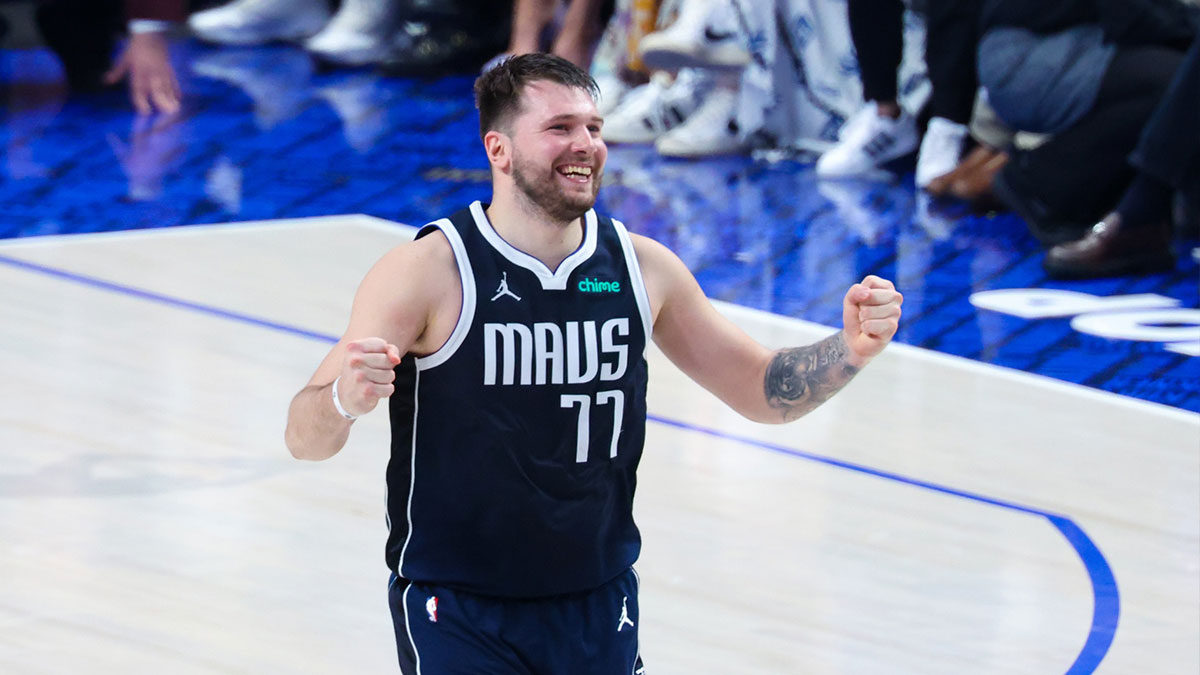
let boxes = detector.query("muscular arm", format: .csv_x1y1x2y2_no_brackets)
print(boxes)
284,232,458,460
635,234,900,424
763,332,861,422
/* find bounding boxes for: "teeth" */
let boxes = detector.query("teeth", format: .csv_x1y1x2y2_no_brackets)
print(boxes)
560,166,592,177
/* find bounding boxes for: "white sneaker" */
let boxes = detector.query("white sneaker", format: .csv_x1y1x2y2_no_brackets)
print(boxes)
603,70,704,145
188,0,330,46
915,117,967,189
655,85,743,157
639,0,750,71
304,0,398,66
815,105,919,178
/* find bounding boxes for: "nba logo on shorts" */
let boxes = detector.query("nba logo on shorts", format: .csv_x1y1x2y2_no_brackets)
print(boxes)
426,596,438,623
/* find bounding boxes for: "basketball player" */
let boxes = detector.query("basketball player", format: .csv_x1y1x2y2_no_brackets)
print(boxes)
284,53,903,674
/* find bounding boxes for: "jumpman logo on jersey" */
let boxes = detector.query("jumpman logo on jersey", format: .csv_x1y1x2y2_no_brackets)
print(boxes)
491,271,521,302
617,596,634,632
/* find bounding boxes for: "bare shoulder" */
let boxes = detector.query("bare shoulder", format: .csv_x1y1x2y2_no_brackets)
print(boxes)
360,229,455,298
348,228,462,354
629,232,698,322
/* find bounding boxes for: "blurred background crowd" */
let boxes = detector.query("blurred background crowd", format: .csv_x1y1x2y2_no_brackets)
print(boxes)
1,0,1197,280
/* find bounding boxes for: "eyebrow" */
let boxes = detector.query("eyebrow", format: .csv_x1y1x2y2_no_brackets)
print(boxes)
545,113,604,125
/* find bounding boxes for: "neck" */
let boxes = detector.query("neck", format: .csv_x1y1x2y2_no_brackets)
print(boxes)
486,190,585,270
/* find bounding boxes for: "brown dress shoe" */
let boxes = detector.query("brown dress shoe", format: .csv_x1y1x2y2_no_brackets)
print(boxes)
949,151,1009,208
1043,213,1175,279
925,145,998,197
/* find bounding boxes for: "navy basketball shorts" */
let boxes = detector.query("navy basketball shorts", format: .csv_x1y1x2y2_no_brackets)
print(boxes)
388,567,645,674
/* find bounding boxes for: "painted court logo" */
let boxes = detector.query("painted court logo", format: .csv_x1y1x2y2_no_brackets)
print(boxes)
578,277,621,294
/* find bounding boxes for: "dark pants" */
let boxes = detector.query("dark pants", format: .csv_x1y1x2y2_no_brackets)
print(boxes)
1130,35,1200,200
33,0,124,90
924,0,980,124
847,0,905,103
1000,42,1187,226
847,0,980,126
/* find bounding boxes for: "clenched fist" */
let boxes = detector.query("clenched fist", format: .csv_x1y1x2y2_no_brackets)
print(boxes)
841,275,903,365
335,338,402,418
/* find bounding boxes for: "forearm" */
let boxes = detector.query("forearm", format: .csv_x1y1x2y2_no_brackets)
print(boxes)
762,332,864,423
284,384,354,461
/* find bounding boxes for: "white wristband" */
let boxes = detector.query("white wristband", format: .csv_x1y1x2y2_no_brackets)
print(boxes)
331,376,358,420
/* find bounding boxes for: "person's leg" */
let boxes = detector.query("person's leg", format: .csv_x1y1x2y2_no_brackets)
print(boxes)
507,0,558,56
1044,38,1197,278
923,0,977,126
551,0,609,68
995,43,1184,244
387,575,418,675
534,567,643,675
846,0,903,110
816,0,917,178
915,0,979,187
1127,35,1199,204
392,578,536,675
34,0,123,90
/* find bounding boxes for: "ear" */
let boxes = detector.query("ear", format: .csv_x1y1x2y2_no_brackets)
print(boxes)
483,130,511,173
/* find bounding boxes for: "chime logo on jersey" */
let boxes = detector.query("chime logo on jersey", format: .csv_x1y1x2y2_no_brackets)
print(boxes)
483,318,630,386
577,276,621,294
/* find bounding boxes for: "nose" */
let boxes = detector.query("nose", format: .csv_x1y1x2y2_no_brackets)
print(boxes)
569,126,598,154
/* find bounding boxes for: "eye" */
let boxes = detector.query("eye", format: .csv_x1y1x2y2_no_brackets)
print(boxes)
588,125,602,134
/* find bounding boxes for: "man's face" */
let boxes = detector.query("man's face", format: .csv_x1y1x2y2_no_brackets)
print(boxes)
505,80,607,223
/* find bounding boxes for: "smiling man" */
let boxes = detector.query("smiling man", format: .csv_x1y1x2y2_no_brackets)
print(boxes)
284,53,903,674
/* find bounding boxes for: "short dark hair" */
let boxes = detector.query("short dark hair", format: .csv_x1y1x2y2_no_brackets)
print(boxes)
473,53,600,138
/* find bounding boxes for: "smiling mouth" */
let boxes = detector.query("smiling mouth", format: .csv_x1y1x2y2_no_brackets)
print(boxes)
557,165,593,183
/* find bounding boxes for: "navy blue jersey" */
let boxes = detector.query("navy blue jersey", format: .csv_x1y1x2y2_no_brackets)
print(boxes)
385,201,652,598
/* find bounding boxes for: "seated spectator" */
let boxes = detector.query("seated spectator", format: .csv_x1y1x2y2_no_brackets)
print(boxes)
1044,31,1199,278
978,0,1198,276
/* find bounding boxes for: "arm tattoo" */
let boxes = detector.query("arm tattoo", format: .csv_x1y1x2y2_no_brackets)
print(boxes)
764,333,860,422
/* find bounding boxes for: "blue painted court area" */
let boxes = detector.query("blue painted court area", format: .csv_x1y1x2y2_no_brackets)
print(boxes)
1,40,1197,411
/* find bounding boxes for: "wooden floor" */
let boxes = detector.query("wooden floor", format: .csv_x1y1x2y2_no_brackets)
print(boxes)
0,217,1196,674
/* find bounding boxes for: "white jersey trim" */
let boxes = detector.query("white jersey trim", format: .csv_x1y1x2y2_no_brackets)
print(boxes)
611,219,653,346
468,200,598,291
397,368,421,578
401,582,423,674
415,219,476,371
631,567,642,675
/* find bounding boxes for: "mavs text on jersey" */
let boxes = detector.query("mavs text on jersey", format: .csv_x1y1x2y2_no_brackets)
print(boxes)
386,201,653,598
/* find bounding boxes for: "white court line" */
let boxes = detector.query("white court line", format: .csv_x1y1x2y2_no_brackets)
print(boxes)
2,215,1194,425
0,214,399,248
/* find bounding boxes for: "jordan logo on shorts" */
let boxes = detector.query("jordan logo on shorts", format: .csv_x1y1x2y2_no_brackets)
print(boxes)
617,596,634,632
491,271,521,302
426,596,438,623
